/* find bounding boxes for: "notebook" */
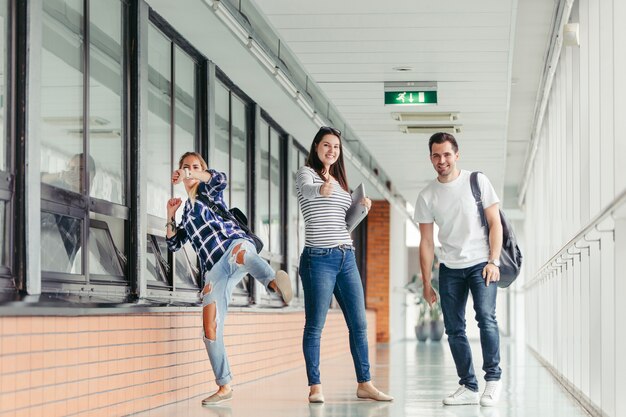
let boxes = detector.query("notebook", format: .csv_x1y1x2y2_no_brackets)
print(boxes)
346,183,368,233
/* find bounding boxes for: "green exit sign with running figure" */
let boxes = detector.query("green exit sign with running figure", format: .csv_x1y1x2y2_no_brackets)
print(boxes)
384,90,438,105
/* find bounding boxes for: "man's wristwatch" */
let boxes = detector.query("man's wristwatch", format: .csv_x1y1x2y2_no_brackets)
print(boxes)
488,258,501,268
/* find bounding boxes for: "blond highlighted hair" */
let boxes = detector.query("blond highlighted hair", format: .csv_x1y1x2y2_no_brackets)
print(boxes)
178,152,208,201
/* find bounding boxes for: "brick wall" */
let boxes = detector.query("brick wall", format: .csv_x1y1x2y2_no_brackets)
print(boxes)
366,200,390,343
0,309,376,417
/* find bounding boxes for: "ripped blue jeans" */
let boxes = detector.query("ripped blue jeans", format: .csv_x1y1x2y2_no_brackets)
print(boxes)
202,239,275,385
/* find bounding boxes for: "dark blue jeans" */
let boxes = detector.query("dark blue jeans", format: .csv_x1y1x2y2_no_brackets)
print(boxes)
300,246,371,386
439,262,502,392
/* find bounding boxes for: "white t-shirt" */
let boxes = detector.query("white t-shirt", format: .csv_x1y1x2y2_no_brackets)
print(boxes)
414,170,499,269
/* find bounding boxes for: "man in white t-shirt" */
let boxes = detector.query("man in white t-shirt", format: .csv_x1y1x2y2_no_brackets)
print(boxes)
414,133,503,407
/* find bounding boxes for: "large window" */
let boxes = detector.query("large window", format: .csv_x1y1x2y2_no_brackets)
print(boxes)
39,0,129,291
290,143,308,301
145,18,200,294
212,77,253,305
253,117,288,306
213,80,249,209
257,120,285,256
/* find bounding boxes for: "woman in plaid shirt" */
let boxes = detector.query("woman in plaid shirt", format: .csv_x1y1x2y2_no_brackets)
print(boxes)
166,151,293,406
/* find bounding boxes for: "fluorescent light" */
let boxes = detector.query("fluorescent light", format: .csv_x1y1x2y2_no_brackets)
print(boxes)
400,125,461,134
275,68,298,98
212,0,249,44
312,112,325,127
296,92,315,118
392,112,459,122
247,39,276,75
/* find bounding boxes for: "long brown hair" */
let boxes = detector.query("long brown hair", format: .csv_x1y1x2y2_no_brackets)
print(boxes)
305,127,349,192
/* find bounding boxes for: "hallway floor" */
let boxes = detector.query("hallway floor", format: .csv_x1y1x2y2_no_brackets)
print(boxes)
132,339,589,417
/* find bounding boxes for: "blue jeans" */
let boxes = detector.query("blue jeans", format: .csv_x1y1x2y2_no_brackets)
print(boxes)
202,239,275,386
439,262,502,392
299,245,371,386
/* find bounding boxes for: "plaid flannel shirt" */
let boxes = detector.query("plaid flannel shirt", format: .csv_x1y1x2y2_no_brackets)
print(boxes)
166,169,251,276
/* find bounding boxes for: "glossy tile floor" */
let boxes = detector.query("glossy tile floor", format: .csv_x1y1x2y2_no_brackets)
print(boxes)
133,339,589,417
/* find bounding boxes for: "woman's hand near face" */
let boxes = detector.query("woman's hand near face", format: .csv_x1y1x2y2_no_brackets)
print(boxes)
167,198,182,218
319,179,333,197
171,169,186,184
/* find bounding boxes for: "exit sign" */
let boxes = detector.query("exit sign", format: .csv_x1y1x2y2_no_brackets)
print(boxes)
384,90,438,105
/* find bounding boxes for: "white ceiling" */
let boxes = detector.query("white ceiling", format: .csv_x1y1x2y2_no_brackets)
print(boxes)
147,0,557,211
251,0,556,208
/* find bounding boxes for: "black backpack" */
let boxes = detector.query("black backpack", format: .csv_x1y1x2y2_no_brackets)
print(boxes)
197,193,264,253
470,172,522,288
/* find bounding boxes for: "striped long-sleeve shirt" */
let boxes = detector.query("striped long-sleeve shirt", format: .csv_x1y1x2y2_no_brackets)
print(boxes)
296,166,353,248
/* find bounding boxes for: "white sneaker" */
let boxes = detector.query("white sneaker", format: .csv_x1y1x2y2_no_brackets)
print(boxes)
480,380,502,406
442,385,479,405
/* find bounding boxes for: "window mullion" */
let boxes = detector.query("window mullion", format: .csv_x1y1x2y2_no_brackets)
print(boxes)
169,40,176,292
83,0,91,285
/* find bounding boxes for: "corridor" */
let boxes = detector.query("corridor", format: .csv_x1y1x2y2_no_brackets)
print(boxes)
135,339,589,417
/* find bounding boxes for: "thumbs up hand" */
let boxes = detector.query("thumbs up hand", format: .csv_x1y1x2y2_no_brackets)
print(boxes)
319,178,333,197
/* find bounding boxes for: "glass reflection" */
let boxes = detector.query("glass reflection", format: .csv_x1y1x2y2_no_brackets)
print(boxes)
146,24,172,218
213,82,230,195
173,47,196,203
40,0,84,193
41,212,83,274
269,130,282,254
258,122,270,247
230,96,248,211
89,0,124,204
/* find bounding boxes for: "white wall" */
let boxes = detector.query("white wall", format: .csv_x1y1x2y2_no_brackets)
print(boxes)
524,0,626,415
389,205,408,342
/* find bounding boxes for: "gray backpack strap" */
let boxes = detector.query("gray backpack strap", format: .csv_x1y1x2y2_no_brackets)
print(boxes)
470,171,488,230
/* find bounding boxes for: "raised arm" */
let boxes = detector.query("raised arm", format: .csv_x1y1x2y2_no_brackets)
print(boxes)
165,197,189,251
296,168,323,200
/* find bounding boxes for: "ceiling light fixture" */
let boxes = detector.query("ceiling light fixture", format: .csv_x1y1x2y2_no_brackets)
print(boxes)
392,112,459,122
296,92,315,118
247,39,276,75
400,125,461,135
275,68,299,98
211,0,249,44
312,112,326,127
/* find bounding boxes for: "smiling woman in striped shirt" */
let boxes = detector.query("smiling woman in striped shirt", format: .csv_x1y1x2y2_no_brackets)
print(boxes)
296,127,393,404
166,151,293,407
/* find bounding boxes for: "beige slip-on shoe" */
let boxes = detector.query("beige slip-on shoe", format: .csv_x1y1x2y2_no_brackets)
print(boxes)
308,392,325,403
356,387,394,402
202,390,233,406
274,270,293,305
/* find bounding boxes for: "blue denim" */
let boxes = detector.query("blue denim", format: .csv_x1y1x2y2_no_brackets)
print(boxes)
299,245,371,386
439,262,502,392
202,239,275,386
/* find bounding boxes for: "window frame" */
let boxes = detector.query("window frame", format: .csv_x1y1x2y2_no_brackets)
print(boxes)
210,68,257,306
37,0,132,295
144,9,206,298
0,0,16,287
288,139,309,303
